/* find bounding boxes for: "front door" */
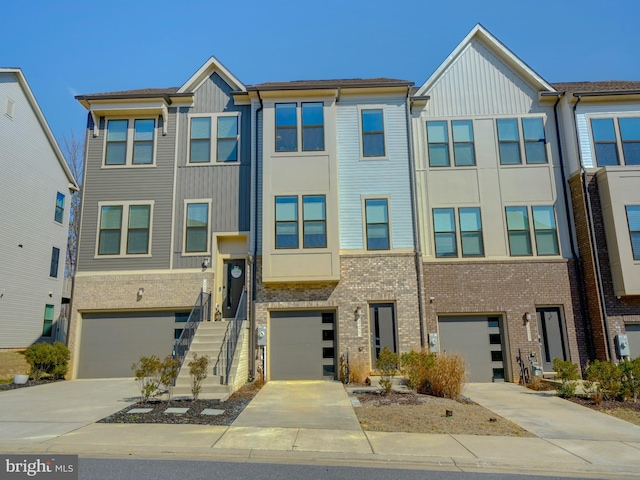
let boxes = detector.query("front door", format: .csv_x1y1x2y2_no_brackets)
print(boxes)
369,304,397,363
222,260,245,319
536,307,567,372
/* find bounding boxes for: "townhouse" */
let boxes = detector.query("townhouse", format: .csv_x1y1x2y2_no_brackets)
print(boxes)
0,68,78,348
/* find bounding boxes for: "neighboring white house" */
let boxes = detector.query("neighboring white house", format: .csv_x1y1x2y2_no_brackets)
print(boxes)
0,67,78,348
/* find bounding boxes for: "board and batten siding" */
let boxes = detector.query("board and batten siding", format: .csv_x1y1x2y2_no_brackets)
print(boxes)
425,38,545,118
77,113,175,271
252,105,263,255
575,102,640,169
337,95,414,250
172,73,251,269
0,72,71,347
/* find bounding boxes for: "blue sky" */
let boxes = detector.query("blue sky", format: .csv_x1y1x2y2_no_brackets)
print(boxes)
3,0,639,142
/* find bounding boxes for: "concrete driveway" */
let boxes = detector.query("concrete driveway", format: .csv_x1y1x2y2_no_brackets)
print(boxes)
464,382,640,442
0,378,138,444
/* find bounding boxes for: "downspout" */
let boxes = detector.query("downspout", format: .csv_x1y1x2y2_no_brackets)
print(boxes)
250,91,263,378
551,94,594,360
405,89,426,348
573,95,615,361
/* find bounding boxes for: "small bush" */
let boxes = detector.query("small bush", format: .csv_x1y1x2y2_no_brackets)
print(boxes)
375,347,399,394
188,353,210,401
585,359,622,402
619,357,640,402
159,355,181,401
556,380,577,399
348,357,369,385
400,349,436,393
24,342,70,381
552,358,580,399
428,353,467,400
131,355,162,402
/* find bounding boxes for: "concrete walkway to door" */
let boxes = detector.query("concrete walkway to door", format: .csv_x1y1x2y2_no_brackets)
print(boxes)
464,382,640,442
231,381,361,430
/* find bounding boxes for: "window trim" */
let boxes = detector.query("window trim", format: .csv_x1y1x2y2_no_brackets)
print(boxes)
433,208,457,257
302,195,327,248
497,116,549,166
459,207,484,257
427,120,477,168
588,114,640,167
532,206,560,256
275,103,298,153
42,304,54,337
363,196,391,250
301,102,325,152
275,196,299,249
95,201,155,258
183,199,212,256
50,247,60,278
102,117,158,168
432,207,484,258
187,112,241,165
54,192,65,224
359,105,388,160
505,206,533,256
505,205,560,257
427,121,450,167
626,205,640,261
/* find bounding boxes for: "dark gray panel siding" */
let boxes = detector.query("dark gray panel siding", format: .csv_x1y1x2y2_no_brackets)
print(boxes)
77,112,176,271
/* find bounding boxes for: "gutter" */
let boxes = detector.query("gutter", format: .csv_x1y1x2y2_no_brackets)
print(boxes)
250,90,263,378
572,95,615,361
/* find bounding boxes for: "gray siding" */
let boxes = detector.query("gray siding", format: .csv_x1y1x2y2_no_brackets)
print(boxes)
77,113,175,271
172,73,251,269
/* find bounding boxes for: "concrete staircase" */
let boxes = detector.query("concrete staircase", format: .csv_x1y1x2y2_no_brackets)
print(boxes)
172,322,232,400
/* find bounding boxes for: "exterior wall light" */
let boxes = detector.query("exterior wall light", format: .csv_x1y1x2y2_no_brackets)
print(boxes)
137,288,144,298
203,258,210,268
524,312,532,323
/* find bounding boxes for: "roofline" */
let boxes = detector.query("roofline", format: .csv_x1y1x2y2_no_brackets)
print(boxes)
572,90,640,97
74,92,192,102
247,80,414,91
0,67,79,190
177,55,246,93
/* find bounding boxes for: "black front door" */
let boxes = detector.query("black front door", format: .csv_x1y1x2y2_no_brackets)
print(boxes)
536,307,567,372
222,260,245,319
369,304,397,363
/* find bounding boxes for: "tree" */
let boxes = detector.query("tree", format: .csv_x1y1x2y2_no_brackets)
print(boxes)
60,130,84,278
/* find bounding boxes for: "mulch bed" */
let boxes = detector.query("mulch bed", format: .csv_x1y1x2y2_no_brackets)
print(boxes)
98,383,261,426
569,396,640,413
0,379,62,392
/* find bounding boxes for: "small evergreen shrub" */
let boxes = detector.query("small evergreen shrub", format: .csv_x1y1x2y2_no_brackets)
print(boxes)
552,358,579,399
131,355,162,402
584,359,622,402
24,341,70,381
188,353,210,401
619,357,640,403
400,349,436,393
159,355,181,401
375,347,399,394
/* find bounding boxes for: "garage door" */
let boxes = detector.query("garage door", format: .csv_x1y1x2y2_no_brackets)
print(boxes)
627,324,640,358
77,312,184,378
269,311,336,380
438,316,506,382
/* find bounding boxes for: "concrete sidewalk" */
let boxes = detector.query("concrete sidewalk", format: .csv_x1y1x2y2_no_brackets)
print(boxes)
1,379,640,477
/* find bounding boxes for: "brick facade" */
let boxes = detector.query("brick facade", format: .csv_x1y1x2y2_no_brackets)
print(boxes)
569,172,640,360
422,259,588,381
254,253,423,375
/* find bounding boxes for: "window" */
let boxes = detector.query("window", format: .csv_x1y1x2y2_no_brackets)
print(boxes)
433,208,456,257
523,118,547,164
98,202,153,256
190,117,211,163
497,119,521,165
453,120,475,166
460,208,484,256
532,206,559,255
619,118,640,165
275,103,297,152
506,206,532,255
626,206,640,260
365,198,390,250
54,192,65,223
591,118,619,166
42,304,54,337
50,247,60,278
275,196,298,248
217,116,238,161
427,121,449,167
303,196,326,248
189,114,240,163
302,102,324,151
185,203,209,253
361,109,385,157
105,118,156,166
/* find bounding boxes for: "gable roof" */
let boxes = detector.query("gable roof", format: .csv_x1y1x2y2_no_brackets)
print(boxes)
76,87,179,100
1,68,78,190
416,24,555,96
552,81,640,96
177,55,246,94
248,78,413,91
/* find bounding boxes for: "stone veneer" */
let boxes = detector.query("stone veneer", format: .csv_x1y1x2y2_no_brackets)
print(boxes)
254,253,423,376
423,259,588,382
68,271,214,378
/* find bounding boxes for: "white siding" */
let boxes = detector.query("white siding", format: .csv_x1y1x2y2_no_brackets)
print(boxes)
425,38,544,117
0,72,72,348
337,95,414,250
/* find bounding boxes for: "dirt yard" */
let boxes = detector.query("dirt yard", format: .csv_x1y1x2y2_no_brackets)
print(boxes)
354,391,533,436
0,351,29,381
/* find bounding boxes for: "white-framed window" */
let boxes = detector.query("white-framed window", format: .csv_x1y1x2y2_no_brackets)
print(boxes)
591,116,640,166
103,118,157,167
360,107,386,158
427,120,476,167
497,117,548,165
96,201,154,257
54,192,65,223
432,207,484,258
183,200,211,255
364,197,391,250
505,205,559,256
188,113,241,163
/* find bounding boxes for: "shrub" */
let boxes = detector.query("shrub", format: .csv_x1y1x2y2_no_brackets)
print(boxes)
159,355,181,401
188,353,210,401
428,353,466,400
400,349,436,393
375,347,399,394
619,357,640,403
556,380,577,399
131,355,162,402
585,360,622,402
24,342,70,381
552,358,580,399
348,357,369,385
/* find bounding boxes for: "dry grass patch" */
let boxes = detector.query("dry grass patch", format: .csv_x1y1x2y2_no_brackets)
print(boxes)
355,392,532,437
0,350,29,380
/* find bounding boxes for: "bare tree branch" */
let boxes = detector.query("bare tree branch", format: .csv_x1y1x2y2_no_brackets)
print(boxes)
60,130,84,278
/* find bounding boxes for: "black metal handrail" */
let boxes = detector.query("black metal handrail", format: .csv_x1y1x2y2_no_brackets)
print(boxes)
225,287,247,382
172,291,211,368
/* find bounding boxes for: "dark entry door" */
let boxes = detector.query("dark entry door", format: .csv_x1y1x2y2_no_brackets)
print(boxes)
222,260,245,319
536,307,566,372
369,304,396,362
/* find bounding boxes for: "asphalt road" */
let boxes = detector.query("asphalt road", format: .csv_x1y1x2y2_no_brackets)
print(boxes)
79,458,610,480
